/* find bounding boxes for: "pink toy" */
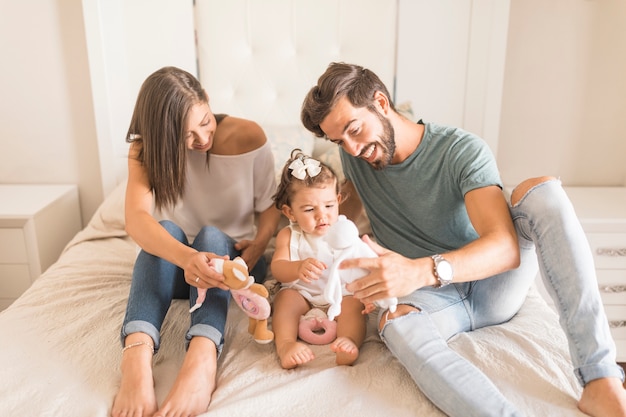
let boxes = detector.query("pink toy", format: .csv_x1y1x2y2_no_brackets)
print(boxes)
190,257,274,344
324,215,398,320
298,308,337,345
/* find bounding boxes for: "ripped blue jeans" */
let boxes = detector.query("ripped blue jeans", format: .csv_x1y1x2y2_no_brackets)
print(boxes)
379,179,624,417
120,220,267,355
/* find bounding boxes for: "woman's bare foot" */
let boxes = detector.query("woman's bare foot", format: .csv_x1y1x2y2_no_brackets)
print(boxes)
330,336,359,366
155,337,218,417
111,341,157,417
277,341,315,369
578,377,626,417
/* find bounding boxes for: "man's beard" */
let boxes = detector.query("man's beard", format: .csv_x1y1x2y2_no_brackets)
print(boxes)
370,112,396,170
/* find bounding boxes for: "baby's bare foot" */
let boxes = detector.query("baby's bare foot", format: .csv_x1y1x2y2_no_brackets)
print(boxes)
330,336,359,366
277,341,315,369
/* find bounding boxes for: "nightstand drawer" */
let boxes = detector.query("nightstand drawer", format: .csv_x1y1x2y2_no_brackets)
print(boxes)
605,305,626,340
597,269,626,305
586,233,626,269
0,264,31,297
0,228,28,264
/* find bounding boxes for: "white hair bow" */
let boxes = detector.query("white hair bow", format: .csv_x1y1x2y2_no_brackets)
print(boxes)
288,157,322,180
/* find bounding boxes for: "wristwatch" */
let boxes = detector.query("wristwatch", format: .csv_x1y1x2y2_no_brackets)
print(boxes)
431,254,453,288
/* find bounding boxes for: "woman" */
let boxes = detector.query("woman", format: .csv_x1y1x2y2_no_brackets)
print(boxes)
111,66,281,417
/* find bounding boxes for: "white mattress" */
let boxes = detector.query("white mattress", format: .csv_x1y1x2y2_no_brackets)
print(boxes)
0,183,586,416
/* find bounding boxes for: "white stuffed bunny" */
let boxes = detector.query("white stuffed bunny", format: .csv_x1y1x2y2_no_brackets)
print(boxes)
323,215,398,320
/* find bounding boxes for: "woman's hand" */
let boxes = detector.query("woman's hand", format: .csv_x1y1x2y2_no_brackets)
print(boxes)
183,251,229,290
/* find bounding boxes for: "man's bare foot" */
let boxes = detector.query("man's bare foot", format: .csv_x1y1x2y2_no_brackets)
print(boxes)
155,337,218,417
111,342,157,417
277,341,315,369
330,336,359,366
578,377,626,417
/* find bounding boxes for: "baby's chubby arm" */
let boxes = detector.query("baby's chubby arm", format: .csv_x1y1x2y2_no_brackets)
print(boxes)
271,227,326,283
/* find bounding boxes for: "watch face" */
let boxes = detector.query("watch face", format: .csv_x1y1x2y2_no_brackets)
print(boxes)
437,260,453,281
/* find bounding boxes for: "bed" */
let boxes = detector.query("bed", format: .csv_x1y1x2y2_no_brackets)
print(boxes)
0,1,590,416
0,177,586,416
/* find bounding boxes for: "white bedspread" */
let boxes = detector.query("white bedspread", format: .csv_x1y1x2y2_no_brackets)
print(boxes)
0,184,586,416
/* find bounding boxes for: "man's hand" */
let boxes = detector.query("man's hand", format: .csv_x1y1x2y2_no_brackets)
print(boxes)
235,239,265,271
343,235,429,306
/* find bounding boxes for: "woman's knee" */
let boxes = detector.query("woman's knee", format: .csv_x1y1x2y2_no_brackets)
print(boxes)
194,226,233,254
196,225,223,241
378,304,420,332
159,220,187,242
510,176,557,206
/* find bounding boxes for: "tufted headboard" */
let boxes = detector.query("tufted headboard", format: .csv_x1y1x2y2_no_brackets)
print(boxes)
194,0,398,128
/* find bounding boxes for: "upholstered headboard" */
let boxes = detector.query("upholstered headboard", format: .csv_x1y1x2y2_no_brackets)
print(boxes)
194,0,398,128
89,0,510,213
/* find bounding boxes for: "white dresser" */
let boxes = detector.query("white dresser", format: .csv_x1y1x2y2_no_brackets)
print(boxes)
0,185,82,310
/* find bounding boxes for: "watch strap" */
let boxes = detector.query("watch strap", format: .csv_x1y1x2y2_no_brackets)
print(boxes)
432,254,453,288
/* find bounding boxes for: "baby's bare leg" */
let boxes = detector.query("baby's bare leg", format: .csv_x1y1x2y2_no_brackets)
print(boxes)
331,296,367,366
273,289,314,369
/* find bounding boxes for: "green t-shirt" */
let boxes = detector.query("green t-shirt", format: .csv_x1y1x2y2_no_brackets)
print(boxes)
341,122,502,259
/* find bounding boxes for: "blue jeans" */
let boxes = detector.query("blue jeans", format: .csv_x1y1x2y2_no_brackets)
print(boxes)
120,220,267,354
379,179,624,417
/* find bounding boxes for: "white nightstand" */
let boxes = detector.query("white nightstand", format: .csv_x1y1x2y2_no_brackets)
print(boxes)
0,185,82,311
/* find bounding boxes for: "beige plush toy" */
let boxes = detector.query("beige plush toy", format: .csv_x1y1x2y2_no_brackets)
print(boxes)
190,257,274,344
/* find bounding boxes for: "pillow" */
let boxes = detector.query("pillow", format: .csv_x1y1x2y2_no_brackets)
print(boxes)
396,100,417,122
263,125,316,182
64,181,128,250
314,139,345,183
87,181,127,233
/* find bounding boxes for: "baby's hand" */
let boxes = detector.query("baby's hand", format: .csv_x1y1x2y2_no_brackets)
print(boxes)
362,302,377,315
297,258,326,283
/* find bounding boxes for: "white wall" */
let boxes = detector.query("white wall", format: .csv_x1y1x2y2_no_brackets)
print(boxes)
498,0,626,187
396,0,510,155
1,0,624,227
0,0,196,225
0,0,101,223
82,0,196,198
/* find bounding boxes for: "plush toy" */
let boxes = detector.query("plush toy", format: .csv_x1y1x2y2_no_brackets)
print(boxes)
324,215,398,320
298,308,337,345
190,257,274,344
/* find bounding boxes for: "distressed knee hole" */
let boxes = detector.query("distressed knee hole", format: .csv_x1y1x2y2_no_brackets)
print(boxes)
378,305,420,332
511,176,557,206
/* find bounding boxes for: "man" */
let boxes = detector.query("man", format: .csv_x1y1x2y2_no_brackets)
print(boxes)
300,62,626,417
